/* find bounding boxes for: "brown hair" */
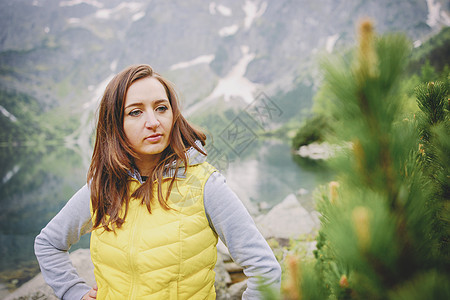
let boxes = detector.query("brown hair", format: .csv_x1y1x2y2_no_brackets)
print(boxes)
87,64,206,231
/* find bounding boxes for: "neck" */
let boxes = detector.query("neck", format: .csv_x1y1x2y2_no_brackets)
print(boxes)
134,154,161,177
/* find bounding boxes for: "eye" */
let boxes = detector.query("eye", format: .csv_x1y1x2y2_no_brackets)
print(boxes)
128,109,142,117
155,105,169,113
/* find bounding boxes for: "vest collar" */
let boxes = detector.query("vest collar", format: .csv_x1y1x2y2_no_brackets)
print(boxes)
128,140,207,183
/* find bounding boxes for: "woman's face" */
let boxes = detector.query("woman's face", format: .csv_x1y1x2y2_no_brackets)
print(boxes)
123,77,174,163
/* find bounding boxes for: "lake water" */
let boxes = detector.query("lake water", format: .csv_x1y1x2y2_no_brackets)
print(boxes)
0,137,332,291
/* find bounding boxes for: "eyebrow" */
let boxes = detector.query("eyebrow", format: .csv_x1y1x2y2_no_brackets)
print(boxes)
124,99,169,110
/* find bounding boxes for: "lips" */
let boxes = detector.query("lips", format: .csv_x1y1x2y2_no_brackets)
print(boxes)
144,134,162,142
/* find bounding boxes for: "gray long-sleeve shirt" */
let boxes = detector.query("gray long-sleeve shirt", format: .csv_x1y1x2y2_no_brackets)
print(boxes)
35,156,281,300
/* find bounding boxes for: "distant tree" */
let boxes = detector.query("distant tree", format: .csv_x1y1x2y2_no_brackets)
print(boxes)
291,114,333,149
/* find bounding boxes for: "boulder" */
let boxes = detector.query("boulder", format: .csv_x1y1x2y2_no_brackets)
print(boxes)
6,247,241,300
5,248,95,300
228,279,247,300
214,252,232,300
256,194,318,239
296,142,335,160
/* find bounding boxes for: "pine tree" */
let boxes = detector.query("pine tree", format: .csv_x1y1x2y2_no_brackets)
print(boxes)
415,80,449,262
273,21,450,299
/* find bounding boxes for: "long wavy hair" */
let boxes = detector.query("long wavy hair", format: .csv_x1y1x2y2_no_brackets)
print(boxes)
87,64,206,231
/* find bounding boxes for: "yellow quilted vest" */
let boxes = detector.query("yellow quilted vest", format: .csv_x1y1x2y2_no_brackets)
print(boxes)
90,162,218,299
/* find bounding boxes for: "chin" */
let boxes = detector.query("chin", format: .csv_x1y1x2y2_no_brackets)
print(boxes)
143,144,169,156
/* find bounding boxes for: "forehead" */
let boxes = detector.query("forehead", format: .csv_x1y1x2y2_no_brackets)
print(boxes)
125,77,168,103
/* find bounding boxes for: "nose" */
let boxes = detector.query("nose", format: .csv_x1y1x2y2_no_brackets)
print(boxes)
144,112,160,130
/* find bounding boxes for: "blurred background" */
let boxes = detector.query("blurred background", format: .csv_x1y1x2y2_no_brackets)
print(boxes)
0,0,448,295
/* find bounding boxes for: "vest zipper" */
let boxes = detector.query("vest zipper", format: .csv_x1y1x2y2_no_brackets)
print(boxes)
128,200,142,299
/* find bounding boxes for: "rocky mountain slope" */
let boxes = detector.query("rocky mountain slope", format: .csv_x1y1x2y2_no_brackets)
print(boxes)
0,0,448,115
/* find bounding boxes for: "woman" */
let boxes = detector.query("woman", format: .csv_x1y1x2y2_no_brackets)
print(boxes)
35,64,281,299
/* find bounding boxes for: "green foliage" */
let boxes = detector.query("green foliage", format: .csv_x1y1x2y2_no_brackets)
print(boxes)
0,90,42,145
416,81,448,139
280,22,450,299
291,114,333,149
420,60,438,83
0,89,80,148
314,27,450,121
415,80,450,261
409,26,450,76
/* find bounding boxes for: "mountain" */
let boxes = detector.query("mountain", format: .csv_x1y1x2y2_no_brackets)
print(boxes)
0,0,448,188
0,0,448,186
1,0,448,113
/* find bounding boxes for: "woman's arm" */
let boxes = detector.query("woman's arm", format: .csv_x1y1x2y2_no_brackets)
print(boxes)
204,172,282,299
34,184,93,300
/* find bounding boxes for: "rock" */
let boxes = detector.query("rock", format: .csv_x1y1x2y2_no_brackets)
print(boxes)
224,262,243,273
256,194,318,239
215,252,232,285
257,201,270,212
0,283,9,299
214,252,232,300
296,188,309,196
228,279,247,300
296,142,335,160
305,241,318,256
5,248,94,300
8,246,242,300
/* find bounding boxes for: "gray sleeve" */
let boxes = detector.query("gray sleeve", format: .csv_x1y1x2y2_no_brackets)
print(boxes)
204,172,282,299
34,184,93,300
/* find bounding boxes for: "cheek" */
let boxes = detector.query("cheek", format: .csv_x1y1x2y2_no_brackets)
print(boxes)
164,118,174,134
123,121,137,141
167,112,175,129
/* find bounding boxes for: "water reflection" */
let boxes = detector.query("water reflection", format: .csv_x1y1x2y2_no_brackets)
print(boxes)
0,145,90,289
225,139,333,213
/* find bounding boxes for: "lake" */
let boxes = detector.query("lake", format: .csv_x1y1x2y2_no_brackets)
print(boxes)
0,136,332,291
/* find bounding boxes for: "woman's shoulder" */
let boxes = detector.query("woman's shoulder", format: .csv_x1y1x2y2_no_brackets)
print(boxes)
185,161,218,184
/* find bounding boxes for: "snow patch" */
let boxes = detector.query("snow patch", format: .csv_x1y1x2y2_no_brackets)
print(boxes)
217,4,232,16
426,0,450,27
326,34,339,53
206,45,257,103
169,55,215,71
209,2,233,17
95,9,111,19
243,0,267,30
0,105,18,122
209,2,216,15
67,18,81,24
82,75,115,110
95,2,145,20
219,24,239,37
60,0,103,8
184,45,258,117
132,11,146,22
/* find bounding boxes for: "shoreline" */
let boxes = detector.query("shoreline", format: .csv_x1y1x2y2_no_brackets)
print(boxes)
4,192,320,299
